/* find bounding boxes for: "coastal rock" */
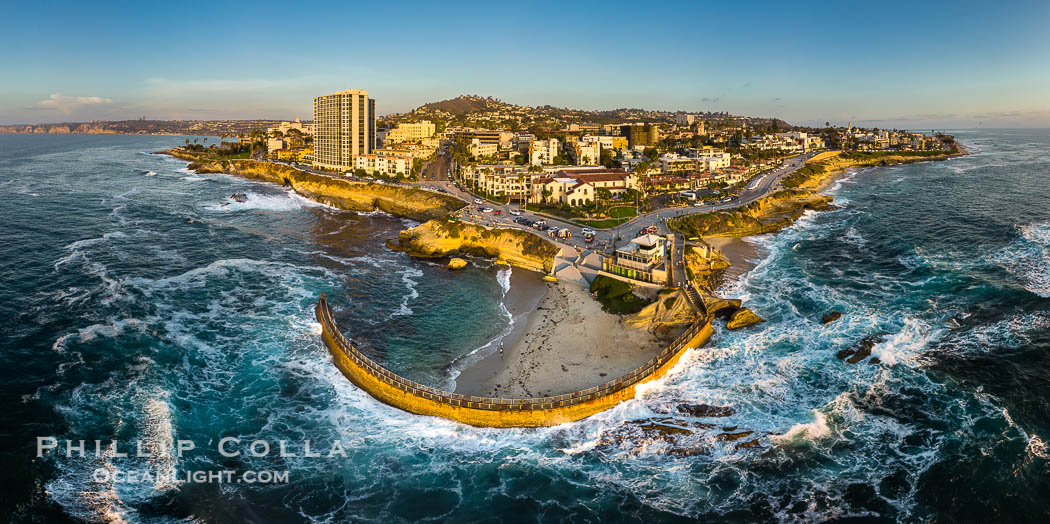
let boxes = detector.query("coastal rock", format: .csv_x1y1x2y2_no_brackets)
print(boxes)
625,289,696,339
726,308,764,330
837,333,888,364
684,245,731,291
231,192,248,203
165,152,465,221
391,219,558,273
821,311,842,324
677,403,735,418
716,430,754,442
447,258,467,270
706,297,743,319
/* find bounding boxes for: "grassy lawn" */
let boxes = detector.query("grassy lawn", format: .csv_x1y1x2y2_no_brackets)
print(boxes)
578,205,637,229
579,218,627,228
608,205,637,219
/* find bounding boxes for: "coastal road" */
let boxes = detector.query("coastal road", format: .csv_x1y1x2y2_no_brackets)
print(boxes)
424,151,825,257
266,150,821,256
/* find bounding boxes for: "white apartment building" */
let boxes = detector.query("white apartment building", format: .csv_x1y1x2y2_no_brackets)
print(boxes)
674,112,697,125
529,169,639,207
687,147,732,171
470,138,498,158
529,138,560,166
567,140,601,165
353,148,417,176
266,137,286,151
385,121,436,143
313,89,376,170
582,135,629,151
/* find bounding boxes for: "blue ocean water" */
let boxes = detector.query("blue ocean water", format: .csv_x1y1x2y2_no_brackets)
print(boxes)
1,131,1048,522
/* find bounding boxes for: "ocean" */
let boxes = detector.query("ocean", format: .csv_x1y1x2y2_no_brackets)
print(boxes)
1,130,1048,522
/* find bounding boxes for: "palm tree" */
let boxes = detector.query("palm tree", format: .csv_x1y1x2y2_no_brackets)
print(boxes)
516,173,527,209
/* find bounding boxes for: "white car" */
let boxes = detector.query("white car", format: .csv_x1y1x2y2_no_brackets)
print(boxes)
509,210,522,216
474,198,484,205
581,227,596,235
481,207,494,213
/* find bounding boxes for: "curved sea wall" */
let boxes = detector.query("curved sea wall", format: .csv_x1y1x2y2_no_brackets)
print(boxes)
389,219,560,273
166,151,465,221
316,294,713,427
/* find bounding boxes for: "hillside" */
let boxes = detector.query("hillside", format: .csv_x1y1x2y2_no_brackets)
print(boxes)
384,94,792,131
417,95,501,115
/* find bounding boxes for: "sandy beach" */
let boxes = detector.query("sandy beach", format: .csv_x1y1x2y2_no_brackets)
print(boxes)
455,281,666,398
704,236,764,288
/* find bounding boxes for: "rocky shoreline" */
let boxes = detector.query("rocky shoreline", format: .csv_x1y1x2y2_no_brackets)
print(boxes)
388,219,559,273
163,149,465,221
672,148,965,239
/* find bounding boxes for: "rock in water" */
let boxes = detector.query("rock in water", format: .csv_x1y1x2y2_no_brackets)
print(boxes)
448,258,468,270
726,308,764,330
231,192,248,203
677,404,735,417
821,311,842,324
838,333,889,364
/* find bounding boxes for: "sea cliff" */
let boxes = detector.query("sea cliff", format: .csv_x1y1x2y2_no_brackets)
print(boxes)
673,148,962,239
164,149,465,221
674,190,836,238
389,219,559,273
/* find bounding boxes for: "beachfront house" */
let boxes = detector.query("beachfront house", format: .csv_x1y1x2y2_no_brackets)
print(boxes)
601,234,669,285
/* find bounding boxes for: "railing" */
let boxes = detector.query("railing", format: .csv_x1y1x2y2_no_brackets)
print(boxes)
316,294,708,411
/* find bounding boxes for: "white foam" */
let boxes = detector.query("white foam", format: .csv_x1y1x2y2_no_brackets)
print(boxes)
390,266,423,317
773,410,831,442
496,266,512,295
141,395,178,491
202,190,318,213
994,221,1050,297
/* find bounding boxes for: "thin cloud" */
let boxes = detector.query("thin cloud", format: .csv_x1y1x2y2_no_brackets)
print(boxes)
35,93,112,115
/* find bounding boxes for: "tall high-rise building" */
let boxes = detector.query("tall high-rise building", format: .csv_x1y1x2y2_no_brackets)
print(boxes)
313,89,376,170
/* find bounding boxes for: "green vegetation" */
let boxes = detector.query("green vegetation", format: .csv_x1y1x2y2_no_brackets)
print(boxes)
783,163,827,188
589,275,652,315
577,205,636,229
840,149,957,160
177,141,254,161
608,206,637,219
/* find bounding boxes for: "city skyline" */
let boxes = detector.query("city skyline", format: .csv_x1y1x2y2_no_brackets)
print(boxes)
3,0,1049,128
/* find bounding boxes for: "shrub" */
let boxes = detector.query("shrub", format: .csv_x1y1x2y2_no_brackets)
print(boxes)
590,275,652,315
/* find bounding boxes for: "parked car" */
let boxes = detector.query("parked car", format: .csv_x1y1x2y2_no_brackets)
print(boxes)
494,210,502,215
481,207,494,213
474,198,484,204
509,210,522,216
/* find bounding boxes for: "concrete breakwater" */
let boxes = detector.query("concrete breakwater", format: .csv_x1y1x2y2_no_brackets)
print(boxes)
316,294,713,427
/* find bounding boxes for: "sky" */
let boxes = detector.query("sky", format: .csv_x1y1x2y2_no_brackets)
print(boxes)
3,0,1049,128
